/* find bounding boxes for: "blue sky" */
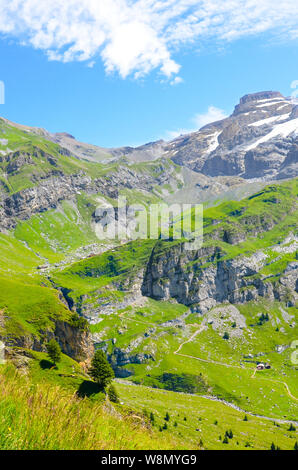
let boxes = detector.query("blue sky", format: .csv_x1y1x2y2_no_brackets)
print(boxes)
0,1,298,148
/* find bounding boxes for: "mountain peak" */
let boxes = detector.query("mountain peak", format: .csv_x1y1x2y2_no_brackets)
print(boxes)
239,91,283,105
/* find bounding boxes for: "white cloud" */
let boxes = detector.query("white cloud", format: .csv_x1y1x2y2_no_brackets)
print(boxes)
170,76,184,86
0,1,298,80
193,106,228,128
165,106,228,139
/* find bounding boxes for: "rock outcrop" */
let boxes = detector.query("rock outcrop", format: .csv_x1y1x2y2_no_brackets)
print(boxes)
7,318,94,362
141,242,297,314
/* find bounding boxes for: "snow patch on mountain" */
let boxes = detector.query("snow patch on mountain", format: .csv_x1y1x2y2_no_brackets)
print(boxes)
249,114,290,127
246,118,298,150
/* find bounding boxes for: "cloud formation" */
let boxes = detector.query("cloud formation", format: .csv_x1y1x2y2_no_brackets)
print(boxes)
0,1,298,80
165,106,228,139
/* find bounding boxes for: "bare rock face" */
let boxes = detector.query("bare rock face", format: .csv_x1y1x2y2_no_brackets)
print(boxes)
0,158,180,230
8,319,94,362
141,241,297,314
54,320,94,362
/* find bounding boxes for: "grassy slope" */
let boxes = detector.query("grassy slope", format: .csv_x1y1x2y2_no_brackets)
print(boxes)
0,364,189,450
115,382,298,450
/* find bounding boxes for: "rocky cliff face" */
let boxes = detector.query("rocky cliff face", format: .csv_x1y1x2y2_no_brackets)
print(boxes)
141,242,297,314
0,157,181,230
7,318,94,362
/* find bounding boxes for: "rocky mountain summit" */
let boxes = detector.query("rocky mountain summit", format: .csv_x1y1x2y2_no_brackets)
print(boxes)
165,91,298,180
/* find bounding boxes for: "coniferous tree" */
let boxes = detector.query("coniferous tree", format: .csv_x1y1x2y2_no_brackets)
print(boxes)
46,339,61,366
89,350,114,389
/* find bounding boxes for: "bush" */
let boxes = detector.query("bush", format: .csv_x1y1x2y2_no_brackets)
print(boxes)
69,313,89,331
107,384,119,403
258,313,269,325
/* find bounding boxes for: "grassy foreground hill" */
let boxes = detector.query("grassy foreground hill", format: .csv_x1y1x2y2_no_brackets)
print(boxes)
0,364,189,450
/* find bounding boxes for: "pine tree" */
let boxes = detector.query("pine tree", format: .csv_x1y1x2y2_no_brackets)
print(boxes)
89,350,114,389
294,441,298,450
271,442,276,450
288,423,296,431
149,412,155,424
243,415,248,421
165,412,170,421
46,339,61,366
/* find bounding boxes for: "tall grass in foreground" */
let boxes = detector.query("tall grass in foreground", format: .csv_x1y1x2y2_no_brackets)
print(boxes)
0,365,189,450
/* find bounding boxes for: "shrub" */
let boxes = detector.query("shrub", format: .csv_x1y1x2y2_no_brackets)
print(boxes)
107,384,119,403
69,313,89,331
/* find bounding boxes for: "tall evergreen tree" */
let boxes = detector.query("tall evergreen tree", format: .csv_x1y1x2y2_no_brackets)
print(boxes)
46,339,61,366
89,350,114,389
